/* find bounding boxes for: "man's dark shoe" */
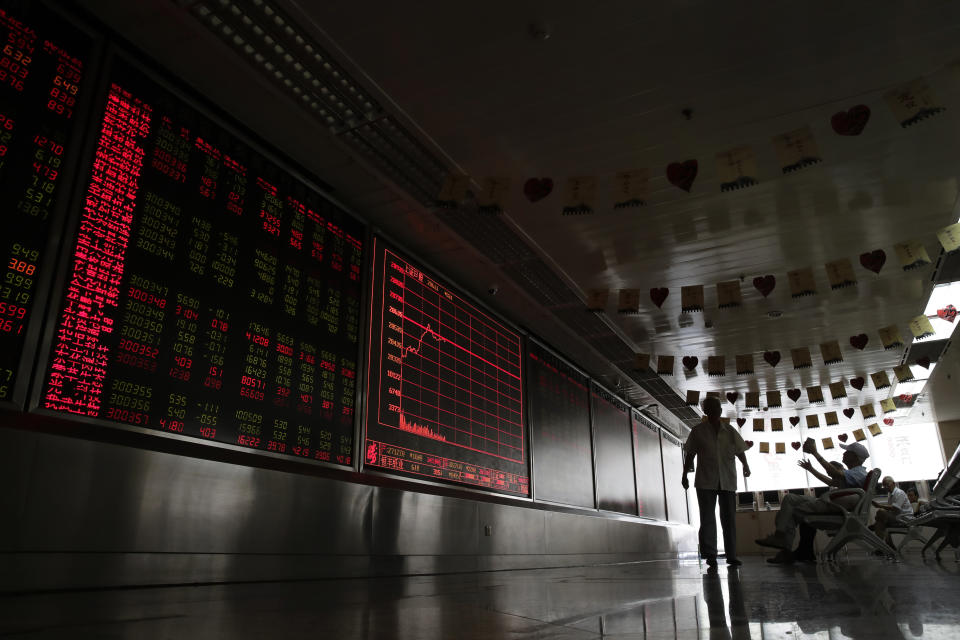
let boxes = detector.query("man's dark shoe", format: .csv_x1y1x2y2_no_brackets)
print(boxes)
726,557,743,566
755,532,791,550
704,556,718,567
766,550,795,565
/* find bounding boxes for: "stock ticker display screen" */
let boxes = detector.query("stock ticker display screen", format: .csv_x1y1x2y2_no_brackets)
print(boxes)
632,411,666,520
38,56,365,466
364,240,529,496
0,3,94,404
526,341,594,508
591,385,637,515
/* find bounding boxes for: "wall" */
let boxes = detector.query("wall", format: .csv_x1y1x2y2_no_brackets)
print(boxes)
938,419,960,462
0,425,696,593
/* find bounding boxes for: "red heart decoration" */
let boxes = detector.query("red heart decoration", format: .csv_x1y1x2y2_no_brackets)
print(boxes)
789,416,800,427
786,389,801,402
763,351,781,367
666,159,698,192
523,177,553,202
899,394,913,403
916,357,931,369
650,287,669,308
737,418,746,427
843,408,855,419
838,434,849,443
850,377,865,390
849,334,869,350
682,356,698,370
883,418,894,426
744,440,754,449
791,441,802,450
859,250,886,274
938,305,957,323
726,392,738,404
753,275,776,298
831,105,871,136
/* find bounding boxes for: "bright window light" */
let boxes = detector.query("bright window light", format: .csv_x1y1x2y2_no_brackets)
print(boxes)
910,362,936,380
924,281,960,315
928,316,958,341
894,379,927,396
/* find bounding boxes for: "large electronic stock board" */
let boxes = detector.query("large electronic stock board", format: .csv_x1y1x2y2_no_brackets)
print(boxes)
592,385,638,515
37,55,365,466
526,340,594,508
364,240,529,496
0,2,95,406
632,410,666,520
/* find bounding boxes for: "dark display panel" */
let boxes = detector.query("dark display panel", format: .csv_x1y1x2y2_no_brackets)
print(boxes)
632,411,666,520
592,385,637,515
661,432,689,524
0,3,94,405
38,56,364,466
364,239,528,495
526,340,593,508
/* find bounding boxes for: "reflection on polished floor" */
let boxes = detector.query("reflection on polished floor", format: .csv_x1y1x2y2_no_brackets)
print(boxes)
1,552,958,639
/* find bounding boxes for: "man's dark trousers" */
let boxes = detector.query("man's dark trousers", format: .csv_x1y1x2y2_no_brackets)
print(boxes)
696,488,737,560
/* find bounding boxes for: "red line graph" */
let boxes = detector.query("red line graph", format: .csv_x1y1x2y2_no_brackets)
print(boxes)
376,250,525,464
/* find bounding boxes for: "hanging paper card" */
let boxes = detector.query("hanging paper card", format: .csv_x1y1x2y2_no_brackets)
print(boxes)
759,442,770,453
860,403,876,419
562,176,597,215
612,169,648,209
736,354,755,375
829,381,847,399
878,325,905,350
686,389,700,405
807,386,824,404
771,418,784,432
937,223,960,253
717,146,759,192
746,392,760,408
820,340,843,365
707,356,726,377
909,315,935,340
617,289,641,314
633,353,650,371
884,79,946,128
787,267,817,298
767,390,782,408
893,364,914,382
586,289,609,312
822,437,835,450
894,241,932,271
775,442,786,454
436,173,472,208
706,391,721,400
716,281,742,309
880,398,896,413
681,285,704,312
791,347,812,369
853,428,867,442
772,125,822,173
806,414,820,429
868,423,883,436
476,176,511,214
825,411,839,426
753,418,765,432
657,355,675,375
870,371,891,390
824,258,857,289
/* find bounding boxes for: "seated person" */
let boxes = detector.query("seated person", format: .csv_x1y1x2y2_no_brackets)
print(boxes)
906,488,926,513
872,476,914,543
756,439,869,564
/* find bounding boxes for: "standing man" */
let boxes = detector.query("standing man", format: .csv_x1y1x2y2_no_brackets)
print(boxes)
682,396,751,567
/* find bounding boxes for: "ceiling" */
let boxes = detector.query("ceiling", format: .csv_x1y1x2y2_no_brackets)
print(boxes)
75,0,960,434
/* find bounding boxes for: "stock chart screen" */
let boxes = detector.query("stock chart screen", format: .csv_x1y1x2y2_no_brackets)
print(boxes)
0,3,94,405
632,411,666,520
364,240,529,496
526,340,594,508
661,432,689,524
592,385,637,515
38,56,364,466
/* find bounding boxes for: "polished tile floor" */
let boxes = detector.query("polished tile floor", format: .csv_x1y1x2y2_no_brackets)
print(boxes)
1,551,958,639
